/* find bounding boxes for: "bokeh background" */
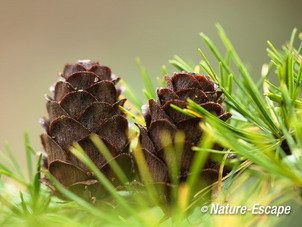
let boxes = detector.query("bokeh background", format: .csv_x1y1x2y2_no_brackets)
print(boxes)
0,0,302,172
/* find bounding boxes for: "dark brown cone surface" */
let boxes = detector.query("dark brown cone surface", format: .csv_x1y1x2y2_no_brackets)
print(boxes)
135,72,232,194
40,60,132,199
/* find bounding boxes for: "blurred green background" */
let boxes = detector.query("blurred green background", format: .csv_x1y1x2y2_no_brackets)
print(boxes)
0,0,301,171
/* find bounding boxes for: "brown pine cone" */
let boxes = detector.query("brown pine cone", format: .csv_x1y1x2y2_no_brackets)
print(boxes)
135,72,232,190
39,60,133,199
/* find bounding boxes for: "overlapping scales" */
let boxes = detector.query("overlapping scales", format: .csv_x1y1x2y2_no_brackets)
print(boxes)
135,72,232,190
40,60,132,199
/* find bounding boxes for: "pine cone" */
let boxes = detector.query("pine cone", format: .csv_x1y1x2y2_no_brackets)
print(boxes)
40,60,132,199
136,72,232,189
